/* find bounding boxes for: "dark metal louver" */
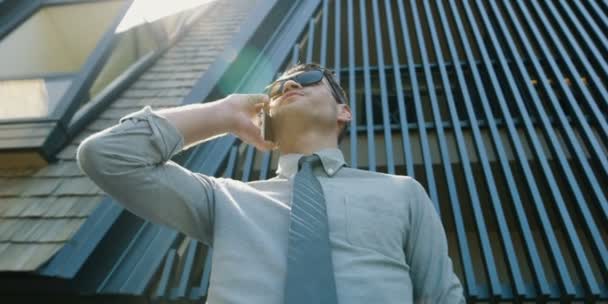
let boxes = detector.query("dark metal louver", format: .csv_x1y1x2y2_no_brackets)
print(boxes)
221,0,608,302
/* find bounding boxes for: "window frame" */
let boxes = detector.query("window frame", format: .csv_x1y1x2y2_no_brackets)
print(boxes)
0,0,209,163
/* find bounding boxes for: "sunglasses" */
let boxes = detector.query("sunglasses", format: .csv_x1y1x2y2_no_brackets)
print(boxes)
264,68,345,104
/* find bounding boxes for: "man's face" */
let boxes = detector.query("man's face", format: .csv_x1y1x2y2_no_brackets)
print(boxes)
267,70,337,119
264,69,351,146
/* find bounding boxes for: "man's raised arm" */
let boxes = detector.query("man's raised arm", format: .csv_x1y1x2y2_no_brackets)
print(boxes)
76,94,273,245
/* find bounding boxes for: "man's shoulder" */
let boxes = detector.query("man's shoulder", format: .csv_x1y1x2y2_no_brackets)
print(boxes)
338,167,424,193
244,176,289,191
339,166,416,182
241,168,421,192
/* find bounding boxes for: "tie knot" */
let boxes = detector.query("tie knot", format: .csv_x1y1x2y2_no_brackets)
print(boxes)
298,154,321,171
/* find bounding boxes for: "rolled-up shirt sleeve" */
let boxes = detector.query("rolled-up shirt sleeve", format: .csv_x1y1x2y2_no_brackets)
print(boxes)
76,105,216,246
404,178,465,303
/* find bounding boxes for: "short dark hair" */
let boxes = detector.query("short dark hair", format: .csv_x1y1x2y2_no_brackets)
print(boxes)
280,62,349,145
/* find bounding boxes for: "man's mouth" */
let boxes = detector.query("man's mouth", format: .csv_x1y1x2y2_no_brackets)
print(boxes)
278,92,303,105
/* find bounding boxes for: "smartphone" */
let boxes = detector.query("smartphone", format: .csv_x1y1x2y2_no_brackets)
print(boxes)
260,102,275,143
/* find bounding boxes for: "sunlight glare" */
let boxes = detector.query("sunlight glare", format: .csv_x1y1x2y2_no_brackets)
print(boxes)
116,0,219,33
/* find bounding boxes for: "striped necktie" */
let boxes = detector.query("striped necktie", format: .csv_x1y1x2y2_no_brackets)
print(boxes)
284,154,338,304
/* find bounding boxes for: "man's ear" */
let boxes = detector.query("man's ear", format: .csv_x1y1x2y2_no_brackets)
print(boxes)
337,103,352,123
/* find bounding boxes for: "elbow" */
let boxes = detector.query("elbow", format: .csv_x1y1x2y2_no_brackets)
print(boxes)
76,132,135,193
76,128,159,184
76,134,107,180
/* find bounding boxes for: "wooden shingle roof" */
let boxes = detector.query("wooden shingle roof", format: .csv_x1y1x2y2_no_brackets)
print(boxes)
0,0,257,272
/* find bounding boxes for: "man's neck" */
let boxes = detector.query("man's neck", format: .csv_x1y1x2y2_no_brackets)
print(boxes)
276,132,338,155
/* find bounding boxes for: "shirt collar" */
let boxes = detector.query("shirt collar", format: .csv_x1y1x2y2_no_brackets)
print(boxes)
275,147,348,178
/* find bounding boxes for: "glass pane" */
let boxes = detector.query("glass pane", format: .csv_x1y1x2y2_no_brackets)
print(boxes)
0,0,217,120
0,1,125,120
0,75,73,119
0,1,125,78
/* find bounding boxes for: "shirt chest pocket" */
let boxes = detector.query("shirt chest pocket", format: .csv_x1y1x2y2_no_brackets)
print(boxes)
345,194,405,261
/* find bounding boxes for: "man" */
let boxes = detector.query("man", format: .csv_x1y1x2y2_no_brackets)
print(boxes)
77,63,465,303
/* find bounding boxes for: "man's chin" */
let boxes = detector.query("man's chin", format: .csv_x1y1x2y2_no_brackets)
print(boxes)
271,103,304,117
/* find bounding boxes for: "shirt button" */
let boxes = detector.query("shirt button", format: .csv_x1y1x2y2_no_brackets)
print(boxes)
327,168,334,175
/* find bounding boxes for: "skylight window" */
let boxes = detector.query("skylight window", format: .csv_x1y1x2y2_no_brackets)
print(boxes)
0,1,124,120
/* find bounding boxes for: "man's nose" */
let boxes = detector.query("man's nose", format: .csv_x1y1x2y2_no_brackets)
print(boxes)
281,79,302,94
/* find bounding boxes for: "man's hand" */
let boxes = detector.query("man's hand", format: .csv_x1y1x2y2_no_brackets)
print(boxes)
223,93,277,152
155,93,277,151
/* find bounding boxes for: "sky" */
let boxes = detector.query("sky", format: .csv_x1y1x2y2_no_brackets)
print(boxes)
116,0,219,32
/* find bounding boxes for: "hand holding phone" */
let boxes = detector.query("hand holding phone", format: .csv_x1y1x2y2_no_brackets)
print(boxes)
222,94,275,151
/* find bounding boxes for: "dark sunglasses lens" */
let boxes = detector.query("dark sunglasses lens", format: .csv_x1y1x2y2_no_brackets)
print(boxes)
267,69,325,98
293,70,324,85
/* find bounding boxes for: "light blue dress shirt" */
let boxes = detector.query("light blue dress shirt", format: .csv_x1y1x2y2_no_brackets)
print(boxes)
77,105,465,303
